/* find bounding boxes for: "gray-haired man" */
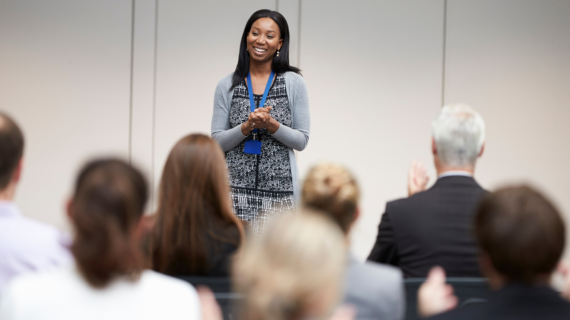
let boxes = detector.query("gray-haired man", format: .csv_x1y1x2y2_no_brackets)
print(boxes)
368,104,487,278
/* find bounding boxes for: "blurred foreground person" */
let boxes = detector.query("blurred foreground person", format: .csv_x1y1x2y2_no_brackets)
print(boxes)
419,186,570,319
0,112,71,296
234,211,355,320
149,134,244,277
303,163,404,320
368,104,486,278
0,159,200,320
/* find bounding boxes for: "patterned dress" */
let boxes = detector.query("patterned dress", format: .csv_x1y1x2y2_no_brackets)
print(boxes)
226,73,295,236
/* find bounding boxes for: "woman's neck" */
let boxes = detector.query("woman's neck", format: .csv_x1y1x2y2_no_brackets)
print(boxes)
249,59,272,77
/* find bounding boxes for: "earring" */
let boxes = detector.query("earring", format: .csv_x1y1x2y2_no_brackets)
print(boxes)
276,50,280,57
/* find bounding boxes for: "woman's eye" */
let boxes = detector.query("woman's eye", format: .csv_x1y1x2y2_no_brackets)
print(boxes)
267,36,273,39
252,32,258,36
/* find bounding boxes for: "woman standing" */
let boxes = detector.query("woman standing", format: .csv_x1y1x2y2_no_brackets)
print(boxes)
211,10,310,235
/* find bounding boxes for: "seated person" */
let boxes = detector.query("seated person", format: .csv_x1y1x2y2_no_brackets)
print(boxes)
0,159,200,319
234,211,354,320
302,162,404,320
149,134,244,277
419,185,570,319
368,104,486,278
0,112,71,296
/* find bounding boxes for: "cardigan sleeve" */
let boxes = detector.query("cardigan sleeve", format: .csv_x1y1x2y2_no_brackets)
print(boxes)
269,73,310,151
211,77,248,152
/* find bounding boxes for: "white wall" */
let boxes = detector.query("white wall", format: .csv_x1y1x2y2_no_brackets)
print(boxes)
2,0,570,261
0,0,133,229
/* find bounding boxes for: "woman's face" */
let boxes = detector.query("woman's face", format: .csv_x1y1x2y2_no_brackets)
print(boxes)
246,17,283,64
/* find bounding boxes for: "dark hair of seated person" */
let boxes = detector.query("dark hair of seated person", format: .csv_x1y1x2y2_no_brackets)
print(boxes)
0,112,24,190
71,159,148,288
149,134,244,277
475,185,565,285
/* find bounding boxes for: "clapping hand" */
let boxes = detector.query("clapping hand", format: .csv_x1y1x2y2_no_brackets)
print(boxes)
248,106,273,129
418,267,458,318
558,261,570,301
408,161,429,197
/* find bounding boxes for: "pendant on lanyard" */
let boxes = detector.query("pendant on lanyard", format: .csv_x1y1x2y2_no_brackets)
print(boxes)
243,71,275,155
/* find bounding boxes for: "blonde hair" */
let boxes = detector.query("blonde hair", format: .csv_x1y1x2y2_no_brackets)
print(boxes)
234,211,346,320
302,162,360,233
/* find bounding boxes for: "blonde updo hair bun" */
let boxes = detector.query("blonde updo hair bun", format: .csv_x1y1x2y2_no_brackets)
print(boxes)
234,210,346,320
302,162,360,233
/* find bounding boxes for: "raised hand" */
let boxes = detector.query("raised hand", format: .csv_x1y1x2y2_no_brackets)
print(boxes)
418,266,458,318
558,261,570,301
197,286,223,320
408,161,429,197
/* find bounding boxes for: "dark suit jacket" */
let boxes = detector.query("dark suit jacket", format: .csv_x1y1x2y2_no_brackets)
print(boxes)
367,175,485,278
429,283,570,320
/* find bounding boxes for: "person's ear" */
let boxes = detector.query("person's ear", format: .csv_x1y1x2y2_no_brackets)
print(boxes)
478,142,485,158
66,198,73,221
431,137,437,155
12,158,23,183
278,38,283,51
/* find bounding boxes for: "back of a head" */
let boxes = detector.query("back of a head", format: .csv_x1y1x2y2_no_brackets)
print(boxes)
302,162,360,234
71,159,148,288
0,112,24,190
432,104,485,167
152,133,244,274
475,185,565,284
234,211,346,320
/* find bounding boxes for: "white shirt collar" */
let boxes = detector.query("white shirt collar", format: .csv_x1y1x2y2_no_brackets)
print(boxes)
438,171,473,179
0,201,21,218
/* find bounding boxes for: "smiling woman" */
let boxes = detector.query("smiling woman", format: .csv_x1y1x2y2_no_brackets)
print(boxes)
211,9,310,237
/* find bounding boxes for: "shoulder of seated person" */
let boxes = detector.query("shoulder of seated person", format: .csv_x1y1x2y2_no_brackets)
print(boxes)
141,270,198,294
360,261,402,281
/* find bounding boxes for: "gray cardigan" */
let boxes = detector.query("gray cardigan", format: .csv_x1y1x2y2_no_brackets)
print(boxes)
211,72,310,201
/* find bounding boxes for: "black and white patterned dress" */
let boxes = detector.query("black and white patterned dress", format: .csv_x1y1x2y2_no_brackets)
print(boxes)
226,73,295,236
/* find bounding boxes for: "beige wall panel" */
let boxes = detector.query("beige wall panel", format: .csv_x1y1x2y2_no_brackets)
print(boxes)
131,0,158,210
276,0,300,67
299,0,445,260
0,1,132,229
445,0,570,257
153,0,275,206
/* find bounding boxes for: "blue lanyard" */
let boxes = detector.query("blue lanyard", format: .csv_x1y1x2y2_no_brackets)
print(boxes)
246,71,275,134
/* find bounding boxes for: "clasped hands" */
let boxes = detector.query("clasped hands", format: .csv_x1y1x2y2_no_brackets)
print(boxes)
241,106,280,135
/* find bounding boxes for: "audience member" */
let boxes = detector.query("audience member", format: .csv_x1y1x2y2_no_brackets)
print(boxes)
234,211,355,320
0,112,71,296
0,159,200,319
303,162,404,320
149,134,244,277
368,104,486,277
420,185,570,319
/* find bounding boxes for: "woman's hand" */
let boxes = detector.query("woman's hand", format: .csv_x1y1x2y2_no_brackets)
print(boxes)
240,107,280,135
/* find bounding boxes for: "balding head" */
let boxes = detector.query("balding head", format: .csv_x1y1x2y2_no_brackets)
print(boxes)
0,112,24,190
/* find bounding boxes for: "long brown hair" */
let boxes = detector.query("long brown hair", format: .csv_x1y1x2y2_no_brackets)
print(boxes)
150,134,244,275
71,159,148,288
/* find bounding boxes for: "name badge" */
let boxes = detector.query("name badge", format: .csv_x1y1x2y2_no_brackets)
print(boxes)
244,139,262,155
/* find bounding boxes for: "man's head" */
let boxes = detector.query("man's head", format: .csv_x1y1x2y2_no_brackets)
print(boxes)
302,162,360,235
0,112,24,192
432,104,485,170
475,186,565,285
